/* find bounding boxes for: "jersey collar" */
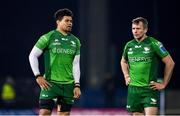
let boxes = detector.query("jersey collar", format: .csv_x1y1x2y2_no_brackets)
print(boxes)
55,30,71,36
134,36,149,44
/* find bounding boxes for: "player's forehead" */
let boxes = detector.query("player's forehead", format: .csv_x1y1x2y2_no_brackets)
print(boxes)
62,16,72,21
132,22,144,28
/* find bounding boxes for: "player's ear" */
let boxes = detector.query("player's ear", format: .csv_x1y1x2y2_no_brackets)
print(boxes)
144,28,148,33
56,20,59,25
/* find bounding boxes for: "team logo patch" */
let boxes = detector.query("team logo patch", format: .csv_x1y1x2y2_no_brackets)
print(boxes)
70,41,76,47
144,47,150,51
143,47,150,54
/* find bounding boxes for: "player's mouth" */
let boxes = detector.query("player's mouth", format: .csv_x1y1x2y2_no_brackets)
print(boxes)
66,26,72,31
67,25,72,28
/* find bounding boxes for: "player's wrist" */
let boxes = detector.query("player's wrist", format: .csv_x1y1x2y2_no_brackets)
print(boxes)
35,74,43,79
74,83,80,88
124,74,130,78
162,81,167,88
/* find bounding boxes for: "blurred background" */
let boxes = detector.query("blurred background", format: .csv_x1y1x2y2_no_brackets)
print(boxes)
0,0,179,115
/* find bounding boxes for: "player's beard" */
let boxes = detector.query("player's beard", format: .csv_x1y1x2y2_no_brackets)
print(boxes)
135,34,145,41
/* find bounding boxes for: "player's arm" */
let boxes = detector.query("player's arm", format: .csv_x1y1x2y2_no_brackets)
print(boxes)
73,55,81,84
29,46,51,89
150,40,175,90
161,55,175,88
29,46,42,76
73,55,81,99
120,57,130,85
150,55,175,90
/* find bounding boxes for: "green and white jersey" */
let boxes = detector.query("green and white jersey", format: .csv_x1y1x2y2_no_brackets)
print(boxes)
122,36,169,87
35,30,81,84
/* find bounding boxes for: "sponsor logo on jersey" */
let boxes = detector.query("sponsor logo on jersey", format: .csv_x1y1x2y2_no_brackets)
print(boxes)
61,38,68,41
160,46,167,53
135,45,141,48
52,48,75,55
42,94,48,97
129,57,152,62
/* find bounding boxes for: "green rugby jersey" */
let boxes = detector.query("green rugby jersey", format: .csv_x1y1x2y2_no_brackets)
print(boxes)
35,30,81,84
122,36,169,87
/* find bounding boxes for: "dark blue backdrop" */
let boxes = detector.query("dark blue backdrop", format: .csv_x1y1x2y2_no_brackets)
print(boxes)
0,0,179,109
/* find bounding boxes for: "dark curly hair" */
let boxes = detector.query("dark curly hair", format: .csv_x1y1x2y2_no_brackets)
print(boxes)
54,8,73,21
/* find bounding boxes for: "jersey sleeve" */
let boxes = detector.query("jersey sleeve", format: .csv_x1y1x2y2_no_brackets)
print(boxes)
152,40,169,59
122,43,128,60
35,35,49,50
75,38,81,55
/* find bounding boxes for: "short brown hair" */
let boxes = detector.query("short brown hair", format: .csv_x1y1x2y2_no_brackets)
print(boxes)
132,17,148,29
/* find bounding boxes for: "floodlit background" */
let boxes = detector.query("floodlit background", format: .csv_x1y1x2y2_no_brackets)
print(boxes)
0,0,179,115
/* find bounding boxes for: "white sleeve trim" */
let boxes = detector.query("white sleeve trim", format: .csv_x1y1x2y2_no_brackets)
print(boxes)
73,55,81,83
29,46,43,76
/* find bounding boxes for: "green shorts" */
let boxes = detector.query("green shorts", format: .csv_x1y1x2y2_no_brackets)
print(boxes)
40,82,74,105
127,86,159,112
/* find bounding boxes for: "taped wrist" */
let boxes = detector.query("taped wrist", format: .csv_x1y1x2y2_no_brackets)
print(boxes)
74,83,80,88
35,74,43,79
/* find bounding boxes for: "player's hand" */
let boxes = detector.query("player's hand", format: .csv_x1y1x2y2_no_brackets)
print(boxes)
36,76,52,90
149,81,165,90
73,87,81,99
125,75,130,86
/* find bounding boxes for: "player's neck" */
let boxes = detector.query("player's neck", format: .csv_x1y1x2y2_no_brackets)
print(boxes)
56,28,68,36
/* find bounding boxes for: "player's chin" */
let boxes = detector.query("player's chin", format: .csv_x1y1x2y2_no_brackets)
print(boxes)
66,27,72,31
66,29,71,33
134,36,140,39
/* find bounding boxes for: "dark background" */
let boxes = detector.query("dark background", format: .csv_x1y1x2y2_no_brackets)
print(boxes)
0,0,179,112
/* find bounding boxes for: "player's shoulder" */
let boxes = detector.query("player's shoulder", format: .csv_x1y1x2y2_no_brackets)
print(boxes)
148,36,159,42
126,39,136,46
39,30,56,41
148,36,162,46
69,33,80,42
70,33,79,39
43,30,56,37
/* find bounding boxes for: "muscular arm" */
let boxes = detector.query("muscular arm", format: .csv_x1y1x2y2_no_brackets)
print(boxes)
162,55,175,88
120,57,130,85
